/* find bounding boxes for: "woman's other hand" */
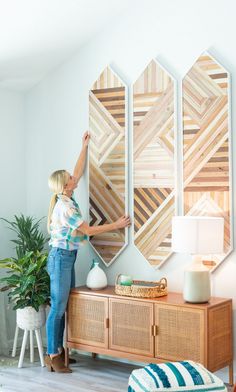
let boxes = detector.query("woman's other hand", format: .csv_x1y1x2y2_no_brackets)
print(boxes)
82,131,90,148
114,215,131,229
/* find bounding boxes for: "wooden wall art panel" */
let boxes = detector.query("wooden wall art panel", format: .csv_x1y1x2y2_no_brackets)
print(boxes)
89,66,128,266
133,60,176,269
183,53,232,270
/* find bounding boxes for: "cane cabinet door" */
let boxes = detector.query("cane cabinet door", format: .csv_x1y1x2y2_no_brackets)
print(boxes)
208,302,232,371
155,304,205,363
67,294,108,348
109,298,154,356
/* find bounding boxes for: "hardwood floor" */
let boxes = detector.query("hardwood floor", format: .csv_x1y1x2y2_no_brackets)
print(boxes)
0,352,233,392
0,352,139,392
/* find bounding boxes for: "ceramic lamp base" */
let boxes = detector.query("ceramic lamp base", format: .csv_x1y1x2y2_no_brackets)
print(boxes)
183,269,211,303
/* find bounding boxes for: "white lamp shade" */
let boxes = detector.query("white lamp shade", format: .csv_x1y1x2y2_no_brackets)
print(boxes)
172,216,224,254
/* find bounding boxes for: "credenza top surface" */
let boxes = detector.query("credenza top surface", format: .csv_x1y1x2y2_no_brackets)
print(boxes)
70,286,231,309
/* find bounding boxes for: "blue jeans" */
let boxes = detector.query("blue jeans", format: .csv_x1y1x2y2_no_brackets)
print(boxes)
46,247,77,354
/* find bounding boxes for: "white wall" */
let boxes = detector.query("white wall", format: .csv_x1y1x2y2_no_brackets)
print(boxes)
0,89,26,353
25,0,236,379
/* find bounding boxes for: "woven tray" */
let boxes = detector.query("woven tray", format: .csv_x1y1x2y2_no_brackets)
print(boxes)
115,275,168,298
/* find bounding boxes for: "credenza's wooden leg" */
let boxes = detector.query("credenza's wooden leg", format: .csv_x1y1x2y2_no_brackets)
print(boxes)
92,352,97,359
229,361,234,386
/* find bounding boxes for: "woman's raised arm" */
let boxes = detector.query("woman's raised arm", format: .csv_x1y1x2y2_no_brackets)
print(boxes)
73,131,90,183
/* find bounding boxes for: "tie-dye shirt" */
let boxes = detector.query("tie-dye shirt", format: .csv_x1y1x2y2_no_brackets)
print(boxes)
49,194,87,250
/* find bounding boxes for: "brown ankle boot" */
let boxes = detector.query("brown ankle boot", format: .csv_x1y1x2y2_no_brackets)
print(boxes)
45,354,72,373
60,347,76,364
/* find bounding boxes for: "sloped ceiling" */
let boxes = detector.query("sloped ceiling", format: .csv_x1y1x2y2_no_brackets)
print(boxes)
0,0,130,91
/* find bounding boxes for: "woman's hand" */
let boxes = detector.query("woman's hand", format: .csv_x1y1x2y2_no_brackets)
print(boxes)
114,215,131,229
78,216,131,236
82,131,90,148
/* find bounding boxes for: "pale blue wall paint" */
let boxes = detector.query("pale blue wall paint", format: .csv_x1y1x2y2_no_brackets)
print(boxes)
0,89,26,353
23,0,236,378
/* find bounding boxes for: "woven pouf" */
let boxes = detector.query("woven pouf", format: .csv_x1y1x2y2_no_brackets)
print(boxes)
128,361,227,392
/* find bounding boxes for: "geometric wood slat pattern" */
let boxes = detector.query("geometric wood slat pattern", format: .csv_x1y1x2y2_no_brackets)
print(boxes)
133,60,176,269
183,52,233,270
89,66,128,266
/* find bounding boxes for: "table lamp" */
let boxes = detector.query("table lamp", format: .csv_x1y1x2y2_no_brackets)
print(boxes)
172,216,224,303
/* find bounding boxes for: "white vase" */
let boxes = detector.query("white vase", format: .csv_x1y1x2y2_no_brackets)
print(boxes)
86,261,107,290
16,305,46,330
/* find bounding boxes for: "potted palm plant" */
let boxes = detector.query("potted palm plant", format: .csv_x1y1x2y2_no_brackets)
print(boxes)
0,215,50,329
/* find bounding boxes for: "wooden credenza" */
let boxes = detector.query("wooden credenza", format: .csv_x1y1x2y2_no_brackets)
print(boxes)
65,286,233,384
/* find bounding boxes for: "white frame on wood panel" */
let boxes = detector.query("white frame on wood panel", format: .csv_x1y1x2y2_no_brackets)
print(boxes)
132,58,178,270
88,65,128,267
181,50,233,272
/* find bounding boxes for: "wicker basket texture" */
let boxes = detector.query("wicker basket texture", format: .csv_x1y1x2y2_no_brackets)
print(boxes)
115,275,168,298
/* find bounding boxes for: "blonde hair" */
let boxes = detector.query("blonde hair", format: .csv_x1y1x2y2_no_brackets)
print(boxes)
47,170,69,233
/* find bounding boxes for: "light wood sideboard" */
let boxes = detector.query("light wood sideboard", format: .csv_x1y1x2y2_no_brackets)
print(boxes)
65,286,233,384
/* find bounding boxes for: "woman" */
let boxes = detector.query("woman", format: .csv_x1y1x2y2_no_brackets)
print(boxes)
45,131,130,373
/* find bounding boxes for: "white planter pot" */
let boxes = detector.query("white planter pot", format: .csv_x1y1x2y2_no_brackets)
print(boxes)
16,305,46,330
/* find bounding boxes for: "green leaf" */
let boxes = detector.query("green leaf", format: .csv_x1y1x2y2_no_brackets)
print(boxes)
13,299,29,310
0,259,22,272
0,214,50,311
25,263,38,276
0,275,20,285
20,275,36,292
